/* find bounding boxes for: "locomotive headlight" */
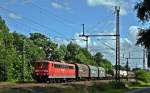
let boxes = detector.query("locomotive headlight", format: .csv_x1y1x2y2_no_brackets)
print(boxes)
35,70,39,72
35,70,48,72
43,70,48,72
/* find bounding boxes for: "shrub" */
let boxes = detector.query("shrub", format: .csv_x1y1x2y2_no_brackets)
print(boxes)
135,70,150,83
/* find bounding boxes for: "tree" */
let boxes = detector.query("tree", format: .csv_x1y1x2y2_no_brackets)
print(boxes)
65,42,80,63
136,29,150,49
81,48,95,64
76,48,95,65
135,0,150,22
0,16,22,81
12,32,47,80
94,52,104,66
93,52,112,71
59,44,67,60
65,42,95,64
135,0,150,67
50,48,63,61
101,59,112,72
29,32,55,59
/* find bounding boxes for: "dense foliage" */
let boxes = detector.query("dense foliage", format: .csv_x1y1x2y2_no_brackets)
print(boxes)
134,69,150,83
135,0,150,67
0,16,112,82
135,0,150,22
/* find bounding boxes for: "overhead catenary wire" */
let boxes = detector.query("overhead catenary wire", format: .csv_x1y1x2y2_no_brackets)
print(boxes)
0,6,68,38
3,15,51,38
94,40,126,59
85,13,115,52
0,6,75,41
86,13,114,34
30,2,79,30
5,15,74,44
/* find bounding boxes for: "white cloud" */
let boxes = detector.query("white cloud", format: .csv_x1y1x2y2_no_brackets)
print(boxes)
121,26,145,68
87,0,119,6
129,26,140,42
86,0,128,15
121,38,133,48
51,2,63,9
9,13,22,20
50,1,72,11
22,0,32,4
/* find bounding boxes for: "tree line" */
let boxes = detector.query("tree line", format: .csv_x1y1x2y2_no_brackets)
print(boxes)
0,16,112,81
135,0,150,67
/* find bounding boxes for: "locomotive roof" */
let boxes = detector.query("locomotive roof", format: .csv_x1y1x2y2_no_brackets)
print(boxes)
36,60,49,62
36,60,75,66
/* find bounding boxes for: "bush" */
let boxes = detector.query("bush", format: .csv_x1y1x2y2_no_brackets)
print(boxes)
135,70,150,83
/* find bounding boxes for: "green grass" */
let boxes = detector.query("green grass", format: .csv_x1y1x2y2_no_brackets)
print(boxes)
129,80,150,87
0,80,36,83
88,83,128,93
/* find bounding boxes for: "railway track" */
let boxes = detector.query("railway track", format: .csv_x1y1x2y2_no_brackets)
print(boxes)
0,79,136,89
0,80,112,89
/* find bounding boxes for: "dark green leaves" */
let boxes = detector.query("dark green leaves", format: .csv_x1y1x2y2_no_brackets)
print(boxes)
135,0,150,22
135,0,150,67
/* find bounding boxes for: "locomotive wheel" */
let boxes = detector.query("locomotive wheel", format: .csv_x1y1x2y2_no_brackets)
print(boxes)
37,79,43,83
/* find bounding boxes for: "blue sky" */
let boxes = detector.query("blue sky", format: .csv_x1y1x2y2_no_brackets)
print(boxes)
0,0,147,68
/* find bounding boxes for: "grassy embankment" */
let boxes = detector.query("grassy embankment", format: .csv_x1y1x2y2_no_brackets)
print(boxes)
0,81,129,93
129,70,150,87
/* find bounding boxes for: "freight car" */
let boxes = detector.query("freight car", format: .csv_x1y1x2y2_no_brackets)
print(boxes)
75,63,89,80
112,69,135,79
98,67,105,79
127,71,135,79
88,65,99,79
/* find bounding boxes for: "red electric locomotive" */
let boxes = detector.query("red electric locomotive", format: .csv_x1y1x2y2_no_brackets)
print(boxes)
33,60,76,82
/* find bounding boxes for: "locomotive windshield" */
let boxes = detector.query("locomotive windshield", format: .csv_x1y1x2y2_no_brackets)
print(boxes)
35,62,48,69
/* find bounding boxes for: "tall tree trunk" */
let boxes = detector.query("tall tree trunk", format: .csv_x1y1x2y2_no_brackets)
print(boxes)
148,51,150,67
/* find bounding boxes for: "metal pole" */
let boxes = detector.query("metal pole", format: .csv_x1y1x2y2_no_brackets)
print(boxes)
81,24,88,50
148,49,150,68
147,49,149,68
143,49,145,69
115,6,120,83
82,24,85,35
126,58,129,81
86,36,88,50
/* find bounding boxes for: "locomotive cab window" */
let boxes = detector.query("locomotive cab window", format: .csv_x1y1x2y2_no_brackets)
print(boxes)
35,62,48,69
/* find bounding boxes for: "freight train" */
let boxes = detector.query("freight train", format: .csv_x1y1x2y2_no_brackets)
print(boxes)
32,60,134,83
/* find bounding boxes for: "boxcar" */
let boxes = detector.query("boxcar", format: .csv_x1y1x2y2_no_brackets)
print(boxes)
98,67,105,79
88,65,99,78
128,71,135,79
75,63,89,79
120,70,127,78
